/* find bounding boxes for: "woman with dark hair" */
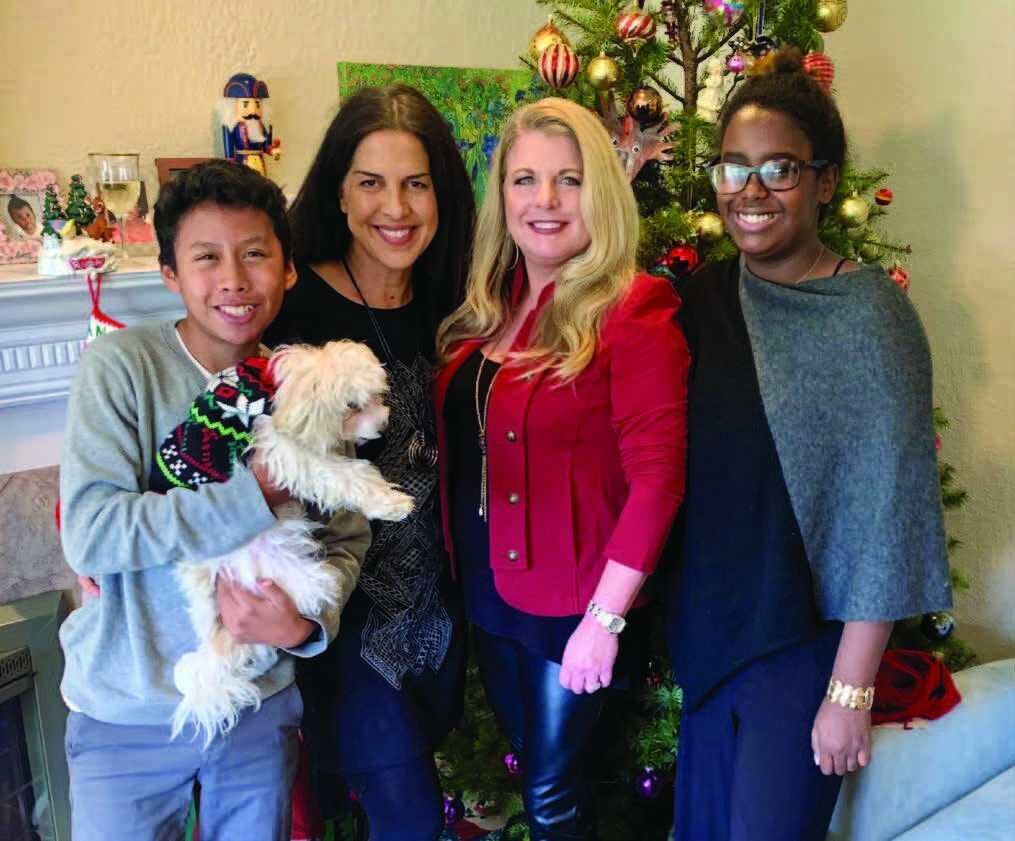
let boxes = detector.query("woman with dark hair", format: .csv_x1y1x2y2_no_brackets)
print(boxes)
264,84,475,840
665,50,951,841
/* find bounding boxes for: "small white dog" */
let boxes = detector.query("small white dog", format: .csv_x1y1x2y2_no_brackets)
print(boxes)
167,340,413,746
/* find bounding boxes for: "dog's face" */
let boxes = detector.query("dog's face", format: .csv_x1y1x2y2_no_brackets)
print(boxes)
268,341,391,449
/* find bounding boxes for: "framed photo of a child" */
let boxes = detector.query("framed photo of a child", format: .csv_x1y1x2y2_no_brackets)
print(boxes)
0,168,59,265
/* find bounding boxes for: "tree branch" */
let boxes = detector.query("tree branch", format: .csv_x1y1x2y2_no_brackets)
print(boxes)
650,72,685,105
697,18,748,62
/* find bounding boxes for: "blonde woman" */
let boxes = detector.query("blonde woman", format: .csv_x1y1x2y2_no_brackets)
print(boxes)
435,98,689,840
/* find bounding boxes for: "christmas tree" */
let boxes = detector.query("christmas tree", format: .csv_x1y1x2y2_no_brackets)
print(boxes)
40,183,65,239
434,3,976,839
65,174,96,230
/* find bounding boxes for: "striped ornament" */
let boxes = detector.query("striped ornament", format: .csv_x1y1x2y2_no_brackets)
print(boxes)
802,51,835,91
615,11,656,42
538,42,580,89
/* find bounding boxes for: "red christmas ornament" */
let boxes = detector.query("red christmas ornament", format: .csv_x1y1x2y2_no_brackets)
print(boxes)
652,244,700,280
802,51,835,91
615,10,656,42
888,264,910,292
875,187,894,206
538,42,580,89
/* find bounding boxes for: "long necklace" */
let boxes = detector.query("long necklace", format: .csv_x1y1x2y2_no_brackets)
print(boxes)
342,256,438,469
473,350,501,522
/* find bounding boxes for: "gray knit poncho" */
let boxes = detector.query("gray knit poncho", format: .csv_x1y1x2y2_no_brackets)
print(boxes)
738,260,952,621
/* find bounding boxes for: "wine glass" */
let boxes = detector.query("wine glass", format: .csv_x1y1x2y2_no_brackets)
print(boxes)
89,153,141,255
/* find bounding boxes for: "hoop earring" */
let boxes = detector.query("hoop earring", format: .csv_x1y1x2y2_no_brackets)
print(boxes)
508,241,520,270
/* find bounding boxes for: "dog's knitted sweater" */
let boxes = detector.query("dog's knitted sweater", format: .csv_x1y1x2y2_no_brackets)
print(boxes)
151,355,275,493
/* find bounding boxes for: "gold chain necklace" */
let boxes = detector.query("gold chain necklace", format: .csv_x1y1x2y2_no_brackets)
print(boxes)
473,349,502,522
794,245,827,285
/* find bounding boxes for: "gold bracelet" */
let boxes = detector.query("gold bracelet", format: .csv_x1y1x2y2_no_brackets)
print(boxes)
826,677,875,711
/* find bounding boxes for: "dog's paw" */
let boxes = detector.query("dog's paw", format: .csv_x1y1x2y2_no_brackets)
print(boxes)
366,490,415,521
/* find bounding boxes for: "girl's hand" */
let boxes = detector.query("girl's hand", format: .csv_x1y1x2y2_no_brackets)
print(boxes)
811,699,872,775
559,615,620,695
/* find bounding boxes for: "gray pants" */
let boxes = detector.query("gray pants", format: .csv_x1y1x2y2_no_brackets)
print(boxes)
65,684,302,841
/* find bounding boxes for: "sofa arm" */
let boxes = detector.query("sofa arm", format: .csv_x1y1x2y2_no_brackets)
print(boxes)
827,658,1015,841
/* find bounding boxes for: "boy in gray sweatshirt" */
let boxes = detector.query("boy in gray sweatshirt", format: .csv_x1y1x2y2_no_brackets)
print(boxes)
58,161,369,841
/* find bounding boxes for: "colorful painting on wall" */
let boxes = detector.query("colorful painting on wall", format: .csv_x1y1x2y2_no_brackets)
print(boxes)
337,62,544,202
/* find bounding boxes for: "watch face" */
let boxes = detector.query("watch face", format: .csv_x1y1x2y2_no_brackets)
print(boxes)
607,616,625,633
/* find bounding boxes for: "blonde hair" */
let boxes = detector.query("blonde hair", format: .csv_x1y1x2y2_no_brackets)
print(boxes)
436,97,640,381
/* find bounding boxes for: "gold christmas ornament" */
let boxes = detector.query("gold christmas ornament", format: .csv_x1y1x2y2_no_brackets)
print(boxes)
837,194,870,228
694,211,725,242
815,0,848,33
587,53,621,91
529,17,569,60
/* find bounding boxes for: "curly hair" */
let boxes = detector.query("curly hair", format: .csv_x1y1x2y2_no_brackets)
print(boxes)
717,48,848,168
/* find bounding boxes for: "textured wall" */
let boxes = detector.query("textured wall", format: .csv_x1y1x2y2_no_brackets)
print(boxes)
0,0,545,197
833,2,1015,661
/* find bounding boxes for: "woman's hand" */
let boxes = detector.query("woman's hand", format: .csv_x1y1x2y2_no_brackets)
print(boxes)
559,614,620,695
811,699,872,775
215,576,314,649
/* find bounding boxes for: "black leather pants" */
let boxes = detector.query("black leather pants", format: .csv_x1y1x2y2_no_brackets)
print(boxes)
475,628,606,841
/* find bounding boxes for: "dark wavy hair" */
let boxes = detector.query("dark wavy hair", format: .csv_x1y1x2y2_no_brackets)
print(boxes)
154,159,291,271
717,48,848,169
287,84,475,337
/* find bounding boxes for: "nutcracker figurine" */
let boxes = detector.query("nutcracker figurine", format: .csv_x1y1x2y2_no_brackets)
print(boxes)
220,72,281,175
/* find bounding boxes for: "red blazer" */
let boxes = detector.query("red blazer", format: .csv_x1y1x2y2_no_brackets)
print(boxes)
435,269,689,616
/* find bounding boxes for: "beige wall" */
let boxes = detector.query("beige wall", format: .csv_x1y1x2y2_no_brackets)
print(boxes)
0,1,1011,659
0,0,546,196
833,2,1015,660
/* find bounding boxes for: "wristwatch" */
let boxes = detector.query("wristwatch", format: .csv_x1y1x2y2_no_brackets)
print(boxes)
586,600,627,634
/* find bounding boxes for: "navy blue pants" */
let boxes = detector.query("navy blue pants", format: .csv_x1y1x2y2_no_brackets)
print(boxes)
475,628,607,841
674,626,844,841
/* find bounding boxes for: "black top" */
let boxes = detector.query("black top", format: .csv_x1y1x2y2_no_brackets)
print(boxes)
264,261,454,689
665,258,834,709
444,351,580,662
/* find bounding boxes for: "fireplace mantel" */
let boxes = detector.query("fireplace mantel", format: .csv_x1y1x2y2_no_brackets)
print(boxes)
0,261,184,473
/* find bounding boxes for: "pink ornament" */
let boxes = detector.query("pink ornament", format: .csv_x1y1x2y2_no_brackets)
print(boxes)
538,42,580,89
503,752,521,775
636,767,662,799
726,52,747,74
802,51,835,91
934,434,943,452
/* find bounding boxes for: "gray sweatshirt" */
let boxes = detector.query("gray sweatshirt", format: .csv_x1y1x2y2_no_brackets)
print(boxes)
58,321,369,726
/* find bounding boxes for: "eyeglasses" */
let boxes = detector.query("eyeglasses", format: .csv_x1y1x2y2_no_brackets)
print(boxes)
707,158,829,195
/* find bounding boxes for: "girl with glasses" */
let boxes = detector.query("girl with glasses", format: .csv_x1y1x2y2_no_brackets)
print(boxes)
665,49,951,841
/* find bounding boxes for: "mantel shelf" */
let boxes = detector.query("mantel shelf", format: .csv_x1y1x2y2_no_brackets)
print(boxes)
0,259,183,409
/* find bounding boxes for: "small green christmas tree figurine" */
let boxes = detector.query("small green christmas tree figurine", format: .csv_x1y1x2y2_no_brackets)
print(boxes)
65,175,95,230
40,184,66,239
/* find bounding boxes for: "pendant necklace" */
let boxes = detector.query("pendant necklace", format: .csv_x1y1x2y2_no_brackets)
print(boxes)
342,256,438,469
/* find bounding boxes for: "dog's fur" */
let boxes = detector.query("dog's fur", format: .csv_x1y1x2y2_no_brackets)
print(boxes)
171,341,414,746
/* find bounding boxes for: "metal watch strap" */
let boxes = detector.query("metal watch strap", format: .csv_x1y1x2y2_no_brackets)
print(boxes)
586,600,626,634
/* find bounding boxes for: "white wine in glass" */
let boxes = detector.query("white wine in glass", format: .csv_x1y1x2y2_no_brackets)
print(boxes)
89,153,141,253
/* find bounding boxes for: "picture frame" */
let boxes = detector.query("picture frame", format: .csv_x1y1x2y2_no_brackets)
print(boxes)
0,169,58,265
154,157,214,187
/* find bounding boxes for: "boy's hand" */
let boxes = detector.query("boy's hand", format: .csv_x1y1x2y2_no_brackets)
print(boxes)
252,460,292,510
215,576,315,648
